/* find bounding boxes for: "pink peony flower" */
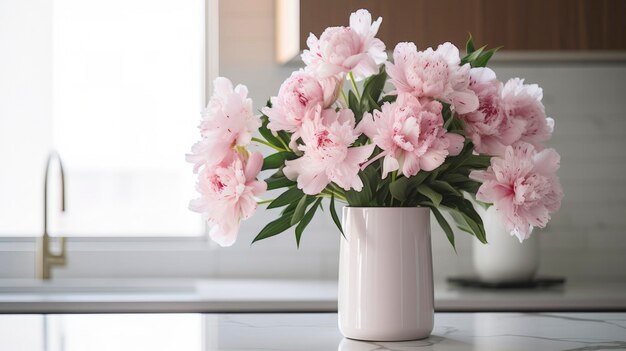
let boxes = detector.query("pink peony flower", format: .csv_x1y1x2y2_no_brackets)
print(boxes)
262,70,340,134
301,9,386,80
386,42,479,114
502,78,554,150
186,77,260,172
359,94,464,178
283,106,375,194
470,142,563,242
189,152,267,247
459,68,523,155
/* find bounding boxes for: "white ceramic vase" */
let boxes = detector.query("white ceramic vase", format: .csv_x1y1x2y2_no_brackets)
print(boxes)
338,207,434,341
473,205,540,282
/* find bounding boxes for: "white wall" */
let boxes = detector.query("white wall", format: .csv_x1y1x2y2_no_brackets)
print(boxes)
218,0,626,281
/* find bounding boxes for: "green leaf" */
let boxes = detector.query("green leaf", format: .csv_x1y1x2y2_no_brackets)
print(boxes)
262,152,297,171
472,47,501,68
456,180,482,194
445,141,475,172
461,45,486,66
348,90,362,120
280,198,299,216
408,171,430,188
379,94,397,105
428,163,450,182
449,210,473,234
360,93,380,114
345,173,372,206
267,187,304,209
329,193,344,236
291,195,310,226
441,173,470,184
268,168,285,179
431,207,456,251
281,195,315,216
389,177,409,201
417,184,442,207
375,183,390,205
466,33,475,54
362,163,379,197
277,130,292,147
444,198,487,244
252,213,295,243
258,115,284,149
431,180,462,197
442,103,454,130
461,211,486,243
362,65,387,104
265,176,296,191
295,198,322,247
448,116,466,133
462,154,492,169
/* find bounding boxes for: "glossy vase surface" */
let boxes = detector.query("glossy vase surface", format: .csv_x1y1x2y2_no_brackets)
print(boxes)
338,207,434,341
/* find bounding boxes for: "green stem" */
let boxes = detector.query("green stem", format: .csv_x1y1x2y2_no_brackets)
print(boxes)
251,137,285,152
329,183,347,197
322,189,347,202
256,199,275,205
349,71,360,100
277,136,290,151
341,89,349,106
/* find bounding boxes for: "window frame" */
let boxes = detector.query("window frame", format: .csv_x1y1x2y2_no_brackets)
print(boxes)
0,0,221,279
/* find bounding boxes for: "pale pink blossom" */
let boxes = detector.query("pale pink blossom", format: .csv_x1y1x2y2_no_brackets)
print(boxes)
186,77,260,172
502,78,554,150
189,152,267,247
386,42,479,114
302,9,386,80
262,71,340,134
470,142,563,242
359,94,464,178
283,106,375,194
459,68,523,155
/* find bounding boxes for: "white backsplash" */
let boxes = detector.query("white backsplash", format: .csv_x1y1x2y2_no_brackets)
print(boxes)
216,0,626,281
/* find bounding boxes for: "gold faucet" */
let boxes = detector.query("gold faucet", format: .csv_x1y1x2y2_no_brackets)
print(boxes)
37,151,67,280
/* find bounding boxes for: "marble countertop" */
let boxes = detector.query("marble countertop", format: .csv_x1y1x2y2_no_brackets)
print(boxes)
1,278,625,313
1,312,625,350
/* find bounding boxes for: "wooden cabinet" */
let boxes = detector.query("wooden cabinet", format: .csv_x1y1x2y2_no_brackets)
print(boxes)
299,0,626,51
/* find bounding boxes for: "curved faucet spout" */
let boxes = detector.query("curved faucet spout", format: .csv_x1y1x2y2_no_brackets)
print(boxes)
44,151,66,235
38,151,67,280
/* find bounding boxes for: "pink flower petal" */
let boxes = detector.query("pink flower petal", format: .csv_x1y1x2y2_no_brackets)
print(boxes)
244,152,264,182
382,155,399,178
533,148,560,175
419,149,447,171
450,90,479,114
444,133,465,156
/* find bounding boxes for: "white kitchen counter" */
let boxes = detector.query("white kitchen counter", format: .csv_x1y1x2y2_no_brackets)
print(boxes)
0,278,625,313
1,312,625,350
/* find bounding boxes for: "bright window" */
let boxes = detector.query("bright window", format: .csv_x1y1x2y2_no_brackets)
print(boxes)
0,0,205,236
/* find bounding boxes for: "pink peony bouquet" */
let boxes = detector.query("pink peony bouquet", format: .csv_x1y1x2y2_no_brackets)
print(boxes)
187,9,563,248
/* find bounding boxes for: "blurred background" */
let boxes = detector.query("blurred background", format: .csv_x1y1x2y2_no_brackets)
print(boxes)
1,0,626,283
